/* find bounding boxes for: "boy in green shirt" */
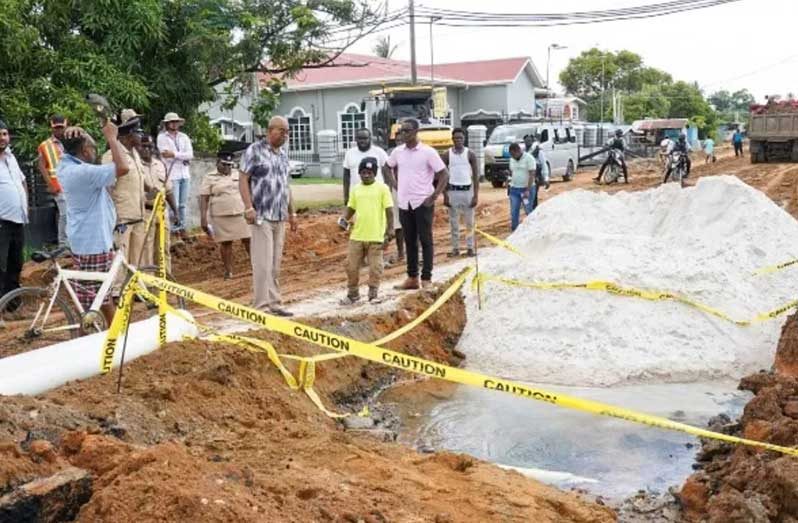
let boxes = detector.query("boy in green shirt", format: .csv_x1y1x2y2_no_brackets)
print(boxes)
339,157,394,304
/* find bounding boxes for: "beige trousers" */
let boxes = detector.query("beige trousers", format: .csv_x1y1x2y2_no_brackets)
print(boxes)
115,221,148,267
251,220,286,310
142,210,172,271
346,240,384,298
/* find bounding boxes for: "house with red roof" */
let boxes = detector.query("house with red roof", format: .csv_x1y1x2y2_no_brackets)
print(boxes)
206,53,545,156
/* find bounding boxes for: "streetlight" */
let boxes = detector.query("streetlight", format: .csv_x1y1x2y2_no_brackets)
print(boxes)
545,43,567,119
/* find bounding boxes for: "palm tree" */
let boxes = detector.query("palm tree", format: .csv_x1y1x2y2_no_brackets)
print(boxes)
373,35,398,59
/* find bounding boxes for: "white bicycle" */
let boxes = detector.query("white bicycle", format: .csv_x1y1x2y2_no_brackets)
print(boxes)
0,246,184,345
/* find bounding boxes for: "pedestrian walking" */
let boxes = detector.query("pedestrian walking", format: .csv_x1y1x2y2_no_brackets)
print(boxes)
343,128,403,264
442,128,478,257
200,151,251,280
339,157,394,305
37,115,68,247
0,120,29,300
157,112,193,242
58,121,129,326
102,111,150,267
506,143,536,232
529,140,549,209
733,129,744,158
386,118,448,290
703,137,716,164
239,116,297,317
138,135,178,268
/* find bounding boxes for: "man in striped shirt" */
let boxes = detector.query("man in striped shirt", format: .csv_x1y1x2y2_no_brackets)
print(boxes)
37,115,68,247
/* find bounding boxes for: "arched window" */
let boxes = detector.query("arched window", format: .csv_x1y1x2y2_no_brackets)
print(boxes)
338,103,367,148
286,107,313,152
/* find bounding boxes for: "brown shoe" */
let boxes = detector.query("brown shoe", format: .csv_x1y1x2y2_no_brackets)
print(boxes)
421,279,433,290
394,277,420,290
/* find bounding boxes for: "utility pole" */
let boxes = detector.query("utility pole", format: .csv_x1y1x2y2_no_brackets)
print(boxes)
600,53,605,123
545,44,566,120
429,17,439,85
409,0,417,84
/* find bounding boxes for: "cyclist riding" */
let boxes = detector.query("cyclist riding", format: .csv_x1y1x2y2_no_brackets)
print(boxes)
663,133,692,183
595,129,628,184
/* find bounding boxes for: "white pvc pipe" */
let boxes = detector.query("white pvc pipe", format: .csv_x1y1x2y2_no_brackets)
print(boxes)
0,311,198,396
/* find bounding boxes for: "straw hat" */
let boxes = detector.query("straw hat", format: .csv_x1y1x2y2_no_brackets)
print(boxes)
120,108,142,123
162,112,185,124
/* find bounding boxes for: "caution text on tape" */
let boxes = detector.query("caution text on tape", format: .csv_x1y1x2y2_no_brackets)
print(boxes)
118,271,798,458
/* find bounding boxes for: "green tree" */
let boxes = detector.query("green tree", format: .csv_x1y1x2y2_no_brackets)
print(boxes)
0,0,379,159
373,35,398,59
622,85,671,122
708,88,755,121
664,82,718,138
559,48,672,121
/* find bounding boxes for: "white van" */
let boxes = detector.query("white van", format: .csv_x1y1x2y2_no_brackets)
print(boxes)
484,122,579,187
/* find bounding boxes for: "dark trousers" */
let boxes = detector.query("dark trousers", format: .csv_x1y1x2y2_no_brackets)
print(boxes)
0,220,25,298
734,142,743,157
399,204,434,281
598,156,629,180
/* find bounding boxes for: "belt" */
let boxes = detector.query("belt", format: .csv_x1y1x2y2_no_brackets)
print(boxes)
447,184,471,191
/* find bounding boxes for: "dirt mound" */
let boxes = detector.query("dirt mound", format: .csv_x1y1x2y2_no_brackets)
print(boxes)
0,283,612,522
677,311,798,522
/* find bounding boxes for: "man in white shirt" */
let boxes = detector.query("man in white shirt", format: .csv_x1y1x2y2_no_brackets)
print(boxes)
441,128,478,257
157,112,193,242
342,128,402,262
0,120,29,299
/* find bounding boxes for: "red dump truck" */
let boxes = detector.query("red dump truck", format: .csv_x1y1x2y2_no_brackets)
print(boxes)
749,100,798,163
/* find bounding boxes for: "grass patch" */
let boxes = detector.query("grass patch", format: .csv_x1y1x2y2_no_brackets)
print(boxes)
291,177,342,185
295,199,343,213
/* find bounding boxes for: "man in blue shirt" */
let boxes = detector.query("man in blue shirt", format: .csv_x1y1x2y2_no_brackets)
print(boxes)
58,120,129,325
733,129,744,158
0,120,29,299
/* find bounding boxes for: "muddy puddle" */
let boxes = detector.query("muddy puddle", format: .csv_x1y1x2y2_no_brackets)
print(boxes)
381,379,749,500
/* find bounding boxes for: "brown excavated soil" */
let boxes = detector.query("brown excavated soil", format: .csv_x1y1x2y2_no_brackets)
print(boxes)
0,282,614,522
677,311,798,522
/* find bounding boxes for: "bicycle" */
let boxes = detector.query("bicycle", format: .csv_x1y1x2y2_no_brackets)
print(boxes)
0,246,185,345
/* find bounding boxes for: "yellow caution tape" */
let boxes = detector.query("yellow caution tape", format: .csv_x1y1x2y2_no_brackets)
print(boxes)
129,283,352,417
474,227,526,258
100,274,138,374
475,272,798,327
754,258,798,276
128,271,798,458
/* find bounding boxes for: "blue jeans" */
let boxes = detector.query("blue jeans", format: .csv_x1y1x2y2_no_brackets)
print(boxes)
172,177,190,232
508,186,536,231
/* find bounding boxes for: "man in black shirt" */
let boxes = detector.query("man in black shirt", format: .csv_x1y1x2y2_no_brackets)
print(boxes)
595,129,628,183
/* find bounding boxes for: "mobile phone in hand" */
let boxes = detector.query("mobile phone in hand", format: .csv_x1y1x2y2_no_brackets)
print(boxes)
337,217,350,231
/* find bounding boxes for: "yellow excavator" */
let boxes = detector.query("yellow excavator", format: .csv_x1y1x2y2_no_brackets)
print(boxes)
362,86,453,152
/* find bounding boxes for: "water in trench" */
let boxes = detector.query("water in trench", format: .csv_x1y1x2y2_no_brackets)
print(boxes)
391,380,749,500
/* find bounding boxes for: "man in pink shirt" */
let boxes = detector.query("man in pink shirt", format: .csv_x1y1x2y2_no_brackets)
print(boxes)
386,118,449,290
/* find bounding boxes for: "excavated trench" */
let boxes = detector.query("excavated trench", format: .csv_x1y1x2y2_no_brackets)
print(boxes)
0,280,614,522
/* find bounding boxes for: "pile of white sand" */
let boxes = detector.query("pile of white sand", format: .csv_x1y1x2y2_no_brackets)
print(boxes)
461,176,798,386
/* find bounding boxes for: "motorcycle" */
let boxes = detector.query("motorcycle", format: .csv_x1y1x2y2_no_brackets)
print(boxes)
601,149,624,184
666,151,688,188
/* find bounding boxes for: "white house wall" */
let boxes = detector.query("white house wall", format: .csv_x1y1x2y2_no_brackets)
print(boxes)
507,72,536,115
461,85,509,118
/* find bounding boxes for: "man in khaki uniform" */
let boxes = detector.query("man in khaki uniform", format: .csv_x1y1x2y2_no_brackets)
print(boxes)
101,111,151,266
139,134,178,268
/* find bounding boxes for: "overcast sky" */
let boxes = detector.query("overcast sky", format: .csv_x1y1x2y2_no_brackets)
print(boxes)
349,0,797,102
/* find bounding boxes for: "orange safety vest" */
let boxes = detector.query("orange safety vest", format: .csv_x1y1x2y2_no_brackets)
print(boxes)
37,138,63,192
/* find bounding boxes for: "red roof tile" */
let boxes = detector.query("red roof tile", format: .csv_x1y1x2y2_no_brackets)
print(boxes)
418,57,530,84
264,53,532,90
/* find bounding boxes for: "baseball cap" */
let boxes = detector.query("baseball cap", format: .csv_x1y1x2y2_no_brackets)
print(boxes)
358,156,378,173
217,151,235,165
50,115,67,128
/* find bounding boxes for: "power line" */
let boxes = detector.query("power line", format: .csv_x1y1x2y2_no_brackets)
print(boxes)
413,0,742,27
